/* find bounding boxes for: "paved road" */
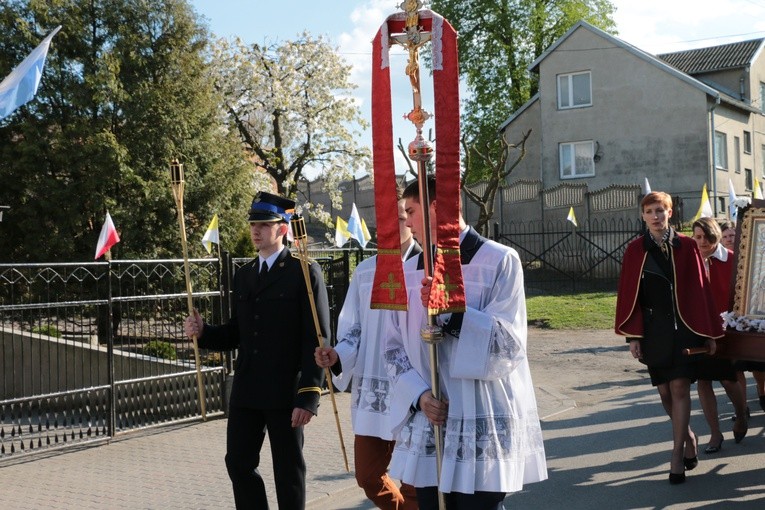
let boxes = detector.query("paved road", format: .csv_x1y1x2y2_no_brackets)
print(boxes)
2,329,764,509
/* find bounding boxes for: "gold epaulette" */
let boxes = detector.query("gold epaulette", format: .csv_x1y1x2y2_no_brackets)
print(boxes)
297,386,322,396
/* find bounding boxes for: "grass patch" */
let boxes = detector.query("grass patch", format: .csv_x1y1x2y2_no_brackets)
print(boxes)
527,292,616,330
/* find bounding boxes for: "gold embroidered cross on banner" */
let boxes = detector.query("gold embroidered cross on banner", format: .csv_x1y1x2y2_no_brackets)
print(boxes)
437,273,458,303
380,272,402,300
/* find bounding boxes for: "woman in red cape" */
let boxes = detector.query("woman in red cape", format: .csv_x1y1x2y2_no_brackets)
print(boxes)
691,217,748,454
615,192,723,484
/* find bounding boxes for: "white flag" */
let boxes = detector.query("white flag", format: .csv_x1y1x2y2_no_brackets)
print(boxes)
643,178,652,195
728,179,738,220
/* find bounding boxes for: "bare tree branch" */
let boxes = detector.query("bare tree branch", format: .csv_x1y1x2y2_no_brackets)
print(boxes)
460,129,531,236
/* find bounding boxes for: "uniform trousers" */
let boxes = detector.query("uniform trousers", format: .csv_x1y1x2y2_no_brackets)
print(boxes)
354,435,418,509
225,405,305,510
415,487,506,510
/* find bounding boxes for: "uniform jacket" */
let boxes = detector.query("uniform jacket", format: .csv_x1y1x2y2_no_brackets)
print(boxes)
199,247,329,414
614,231,723,340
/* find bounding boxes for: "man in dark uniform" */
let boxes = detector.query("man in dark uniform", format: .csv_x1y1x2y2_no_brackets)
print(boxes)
184,191,329,509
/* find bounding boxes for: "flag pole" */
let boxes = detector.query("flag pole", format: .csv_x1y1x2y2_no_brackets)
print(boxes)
393,5,446,508
290,214,350,472
169,158,207,421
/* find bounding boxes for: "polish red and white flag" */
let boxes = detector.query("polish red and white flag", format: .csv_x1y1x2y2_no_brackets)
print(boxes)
95,211,120,259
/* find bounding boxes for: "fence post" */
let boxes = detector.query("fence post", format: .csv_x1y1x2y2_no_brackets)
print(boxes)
106,261,116,437
493,222,500,241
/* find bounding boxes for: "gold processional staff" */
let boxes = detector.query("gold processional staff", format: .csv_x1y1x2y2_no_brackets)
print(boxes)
291,214,350,473
391,2,445,509
169,158,207,421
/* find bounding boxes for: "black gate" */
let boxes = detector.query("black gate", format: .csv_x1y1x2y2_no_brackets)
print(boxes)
495,218,642,293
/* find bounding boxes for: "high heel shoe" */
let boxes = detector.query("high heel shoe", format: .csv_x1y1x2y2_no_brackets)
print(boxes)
683,432,699,470
734,419,748,444
731,406,751,421
669,471,686,484
704,438,723,454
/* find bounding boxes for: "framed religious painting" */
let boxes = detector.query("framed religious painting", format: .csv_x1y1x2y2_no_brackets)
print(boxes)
716,199,765,362
731,199,765,319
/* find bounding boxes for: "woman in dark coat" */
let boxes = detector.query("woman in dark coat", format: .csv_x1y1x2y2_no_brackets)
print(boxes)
615,192,723,484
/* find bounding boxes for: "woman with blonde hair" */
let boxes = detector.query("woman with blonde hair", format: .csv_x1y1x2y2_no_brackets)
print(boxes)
615,192,723,484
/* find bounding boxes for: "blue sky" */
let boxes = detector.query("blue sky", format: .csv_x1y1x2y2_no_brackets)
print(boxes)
190,0,765,176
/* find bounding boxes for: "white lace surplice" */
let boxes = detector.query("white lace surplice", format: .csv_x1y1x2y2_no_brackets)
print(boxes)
333,256,395,439
384,240,548,493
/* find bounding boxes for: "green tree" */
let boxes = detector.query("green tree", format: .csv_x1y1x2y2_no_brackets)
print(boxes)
0,0,253,262
431,0,617,176
211,34,371,227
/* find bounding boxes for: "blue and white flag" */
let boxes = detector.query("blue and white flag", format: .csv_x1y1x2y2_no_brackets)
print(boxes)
0,26,62,120
346,203,369,248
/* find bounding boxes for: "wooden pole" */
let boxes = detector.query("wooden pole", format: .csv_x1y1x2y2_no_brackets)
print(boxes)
290,214,350,472
169,158,207,421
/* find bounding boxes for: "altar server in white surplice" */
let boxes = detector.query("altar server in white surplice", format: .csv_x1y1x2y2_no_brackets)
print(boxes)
315,197,421,510
383,176,547,510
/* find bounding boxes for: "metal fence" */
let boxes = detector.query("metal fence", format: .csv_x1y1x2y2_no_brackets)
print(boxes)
0,259,228,458
496,217,643,293
1,223,638,460
0,249,372,460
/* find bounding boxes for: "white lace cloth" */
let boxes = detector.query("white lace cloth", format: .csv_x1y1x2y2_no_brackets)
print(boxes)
383,240,548,493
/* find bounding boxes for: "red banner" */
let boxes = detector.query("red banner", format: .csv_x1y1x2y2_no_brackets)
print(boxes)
370,11,465,314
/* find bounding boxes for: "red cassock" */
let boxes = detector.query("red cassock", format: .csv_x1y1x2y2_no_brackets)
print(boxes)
614,233,724,340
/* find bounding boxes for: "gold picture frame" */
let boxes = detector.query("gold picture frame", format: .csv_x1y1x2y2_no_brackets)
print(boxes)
732,199,765,318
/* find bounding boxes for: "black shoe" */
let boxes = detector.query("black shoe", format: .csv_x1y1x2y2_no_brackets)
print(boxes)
669,471,686,485
734,420,748,444
759,395,765,412
731,406,751,421
704,439,723,454
683,432,699,470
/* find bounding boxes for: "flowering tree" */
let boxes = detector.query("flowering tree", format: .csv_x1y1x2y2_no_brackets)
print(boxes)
211,33,370,225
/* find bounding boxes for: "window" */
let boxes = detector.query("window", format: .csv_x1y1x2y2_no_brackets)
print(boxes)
745,168,753,191
761,144,765,177
744,131,752,154
559,141,595,178
719,197,726,212
558,71,592,109
734,136,741,173
760,82,765,113
715,131,728,169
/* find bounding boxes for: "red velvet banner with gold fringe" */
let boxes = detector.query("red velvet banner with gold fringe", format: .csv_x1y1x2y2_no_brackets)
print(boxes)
370,10,465,314
370,19,407,310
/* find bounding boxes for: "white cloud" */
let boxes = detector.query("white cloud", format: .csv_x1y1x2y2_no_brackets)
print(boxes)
612,0,765,54
339,1,438,175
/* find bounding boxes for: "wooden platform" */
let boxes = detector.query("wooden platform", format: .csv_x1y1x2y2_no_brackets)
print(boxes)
715,330,765,362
